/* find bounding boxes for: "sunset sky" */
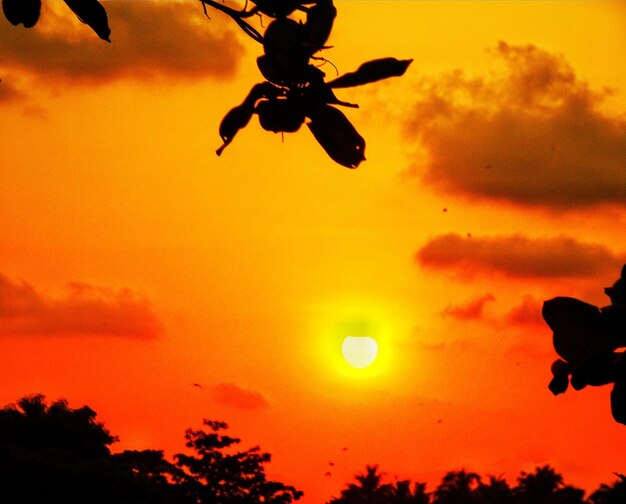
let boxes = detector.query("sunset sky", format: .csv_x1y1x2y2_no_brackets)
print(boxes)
2,1,626,501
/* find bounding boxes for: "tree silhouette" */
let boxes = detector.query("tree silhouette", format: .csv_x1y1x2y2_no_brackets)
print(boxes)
588,475,626,504
328,465,393,504
0,395,302,504
432,469,481,504
390,480,430,504
474,475,514,504
173,419,303,503
0,394,183,503
329,464,597,504
513,466,585,504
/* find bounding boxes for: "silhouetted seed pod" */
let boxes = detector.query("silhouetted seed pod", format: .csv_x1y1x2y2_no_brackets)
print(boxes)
611,378,626,424
263,18,302,59
257,99,304,133
302,0,336,53
260,18,307,85
254,0,300,18
63,0,111,42
2,0,41,28
328,58,413,89
307,105,365,169
542,297,605,365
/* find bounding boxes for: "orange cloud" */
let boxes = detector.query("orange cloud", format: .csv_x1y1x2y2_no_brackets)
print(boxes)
0,78,21,101
0,1,242,83
211,383,269,410
417,233,623,279
442,293,495,321
505,295,545,326
404,42,626,209
0,273,162,338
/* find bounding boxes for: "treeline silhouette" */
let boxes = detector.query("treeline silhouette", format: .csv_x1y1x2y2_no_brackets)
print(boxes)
328,465,626,504
0,395,302,503
1,395,624,504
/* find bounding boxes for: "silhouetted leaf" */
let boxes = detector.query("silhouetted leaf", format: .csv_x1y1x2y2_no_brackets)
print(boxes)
217,103,255,156
302,0,337,53
611,377,626,424
2,0,40,28
63,0,111,42
217,82,279,155
307,105,365,168
328,58,413,89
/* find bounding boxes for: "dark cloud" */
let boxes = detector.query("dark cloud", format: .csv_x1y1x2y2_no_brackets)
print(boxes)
211,383,269,410
442,293,495,321
0,273,162,338
417,233,623,279
0,77,22,101
0,1,242,83
505,295,545,326
404,42,626,209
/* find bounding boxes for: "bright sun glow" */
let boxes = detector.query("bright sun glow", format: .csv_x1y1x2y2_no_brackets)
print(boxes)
341,336,379,368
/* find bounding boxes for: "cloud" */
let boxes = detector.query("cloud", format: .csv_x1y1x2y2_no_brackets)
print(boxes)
211,383,269,410
0,273,162,338
0,1,243,83
416,233,623,279
505,295,545,326
0,78,22,102
442,293,495,321
404,42,626,209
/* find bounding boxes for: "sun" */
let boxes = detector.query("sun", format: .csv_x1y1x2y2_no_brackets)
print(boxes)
341,336,379,368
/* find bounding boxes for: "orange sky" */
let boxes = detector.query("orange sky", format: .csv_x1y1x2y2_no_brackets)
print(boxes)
2,1,626,502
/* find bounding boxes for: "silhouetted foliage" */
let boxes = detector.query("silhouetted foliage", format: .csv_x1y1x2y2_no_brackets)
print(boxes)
543,265,626,424
328,465,396,504
433,470,482,504
514,466,585,504
474,475,514,504
329,465,432,504
204,0,412,168
0,394,183,503
329,465,593,504
174,419,303,503
588,474,626,504
2,0,110,40
0,395,301,504
2,0,410,167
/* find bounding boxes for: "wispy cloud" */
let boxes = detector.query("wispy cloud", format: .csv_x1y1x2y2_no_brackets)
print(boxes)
211,382,270,410
416,233,623,279
442,293,495,321
504,295,545,327
0,1,243,84
0,78,22,101
404,42,626,210
0,272,162,338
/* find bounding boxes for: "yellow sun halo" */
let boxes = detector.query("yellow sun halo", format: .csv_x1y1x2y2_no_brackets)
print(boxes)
341,336,379,368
